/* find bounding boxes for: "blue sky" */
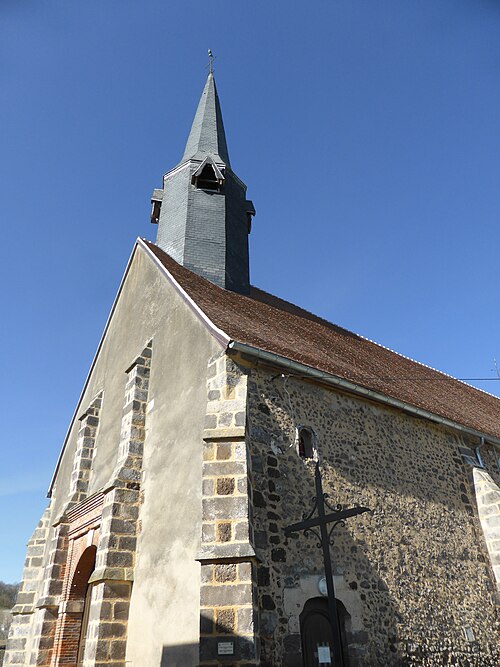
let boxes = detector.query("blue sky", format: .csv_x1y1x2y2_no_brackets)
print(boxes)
1,1,500,582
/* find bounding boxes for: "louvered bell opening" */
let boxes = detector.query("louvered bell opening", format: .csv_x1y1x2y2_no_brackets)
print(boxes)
194,163,221,191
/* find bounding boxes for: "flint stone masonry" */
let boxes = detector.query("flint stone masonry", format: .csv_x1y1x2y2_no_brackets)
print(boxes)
8,223,500,667
241,363,500,667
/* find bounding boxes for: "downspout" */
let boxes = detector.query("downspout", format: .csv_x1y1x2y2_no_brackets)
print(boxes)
475,436,486,468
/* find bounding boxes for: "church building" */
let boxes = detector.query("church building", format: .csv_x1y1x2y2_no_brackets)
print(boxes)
4,69,500,667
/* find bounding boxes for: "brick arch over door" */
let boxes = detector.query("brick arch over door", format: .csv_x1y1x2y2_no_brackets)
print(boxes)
51,545,97,667
70,545,97,601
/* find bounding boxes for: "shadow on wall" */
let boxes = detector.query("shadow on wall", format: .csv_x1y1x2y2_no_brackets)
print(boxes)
160,643,198,667
258,524,405,667
160,612,257,666
248,376,500,664
252,443,499,666
249,436,405,665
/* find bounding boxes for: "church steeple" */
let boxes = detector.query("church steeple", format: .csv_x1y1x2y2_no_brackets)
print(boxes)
151,69,255,295
181,73,231,167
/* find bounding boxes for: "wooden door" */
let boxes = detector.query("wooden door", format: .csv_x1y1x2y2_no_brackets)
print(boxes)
300,597,348,666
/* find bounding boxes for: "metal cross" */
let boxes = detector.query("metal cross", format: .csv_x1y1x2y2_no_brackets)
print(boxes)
208,49,215,74
285,461,370,666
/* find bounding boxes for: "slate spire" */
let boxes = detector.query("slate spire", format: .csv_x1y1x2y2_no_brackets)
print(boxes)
181,72,231,167
151,70,255,295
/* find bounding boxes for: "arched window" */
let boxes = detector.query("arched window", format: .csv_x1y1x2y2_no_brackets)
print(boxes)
297,426,317,460
299,597,351,666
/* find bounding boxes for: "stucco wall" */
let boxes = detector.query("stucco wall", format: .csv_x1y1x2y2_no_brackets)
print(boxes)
245,365,500,666
12,245,221,666
124,252,221,665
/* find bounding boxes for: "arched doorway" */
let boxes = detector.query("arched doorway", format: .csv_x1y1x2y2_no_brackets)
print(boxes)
51,544,97,667
70,546,97,667
60,545,97,667
299,597,350,666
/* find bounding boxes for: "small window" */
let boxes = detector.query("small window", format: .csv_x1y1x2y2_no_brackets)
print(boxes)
297,426,316,460
150,188,163,224
195,163,220,191
463,626,476,643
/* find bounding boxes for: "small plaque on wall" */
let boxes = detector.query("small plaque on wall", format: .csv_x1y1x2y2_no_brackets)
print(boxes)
218,641,234,655
317,645,331,664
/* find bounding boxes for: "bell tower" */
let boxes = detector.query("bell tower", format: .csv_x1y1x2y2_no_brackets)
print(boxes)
151,70,255,294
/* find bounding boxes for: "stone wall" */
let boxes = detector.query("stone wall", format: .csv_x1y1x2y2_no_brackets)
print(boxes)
242,363,500,666
6,232,500,667
68,393,103,505
197,351,259,666
80,341,152,666
3,505,52,667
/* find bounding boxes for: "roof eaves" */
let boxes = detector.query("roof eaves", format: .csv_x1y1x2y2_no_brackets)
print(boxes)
228,341,500,447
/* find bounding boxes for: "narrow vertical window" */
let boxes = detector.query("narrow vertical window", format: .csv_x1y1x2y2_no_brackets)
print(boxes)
297,426,316,460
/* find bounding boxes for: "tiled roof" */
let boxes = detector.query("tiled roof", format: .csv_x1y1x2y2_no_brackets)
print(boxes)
144,240,500,440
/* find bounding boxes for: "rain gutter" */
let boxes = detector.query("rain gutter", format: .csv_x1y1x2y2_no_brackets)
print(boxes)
228,341,500,448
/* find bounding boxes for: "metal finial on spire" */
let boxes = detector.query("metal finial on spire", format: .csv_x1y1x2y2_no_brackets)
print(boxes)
181,60,230,166
208,49,215,74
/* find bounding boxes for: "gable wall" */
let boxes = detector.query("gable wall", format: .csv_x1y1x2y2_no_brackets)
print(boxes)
14,246,221,666
244,363,500,666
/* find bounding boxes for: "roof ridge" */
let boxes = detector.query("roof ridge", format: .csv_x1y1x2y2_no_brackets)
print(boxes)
355,333,500,399
251,284,499,397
